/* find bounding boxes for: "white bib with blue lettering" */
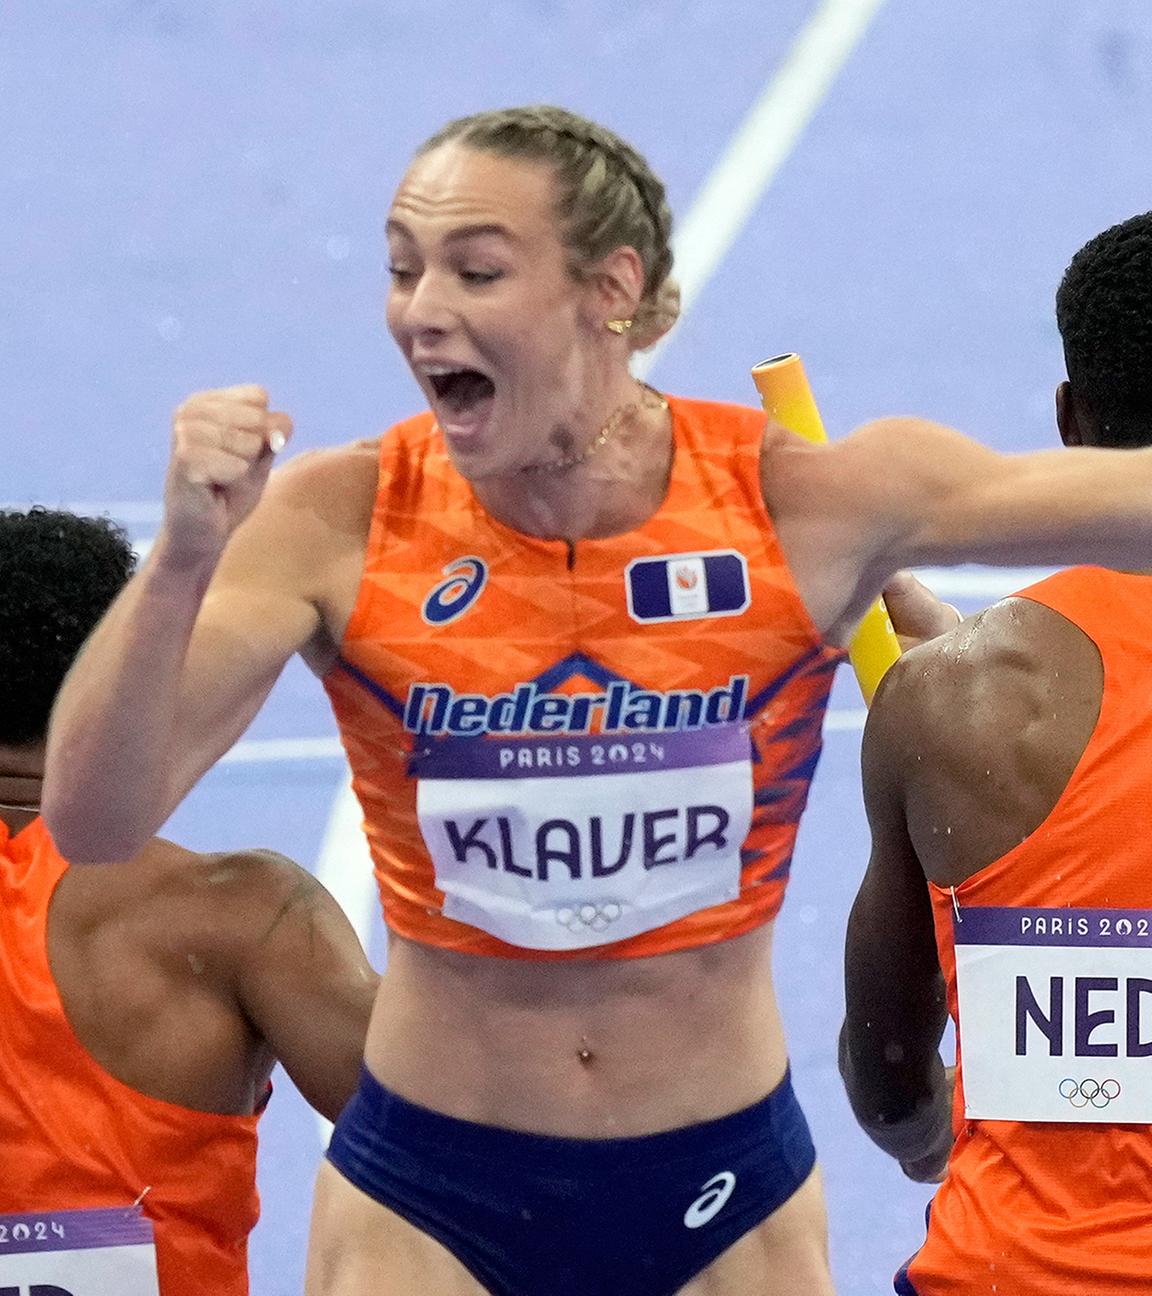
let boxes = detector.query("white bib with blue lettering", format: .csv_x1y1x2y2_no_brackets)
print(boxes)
0,1207,160,1295
415,724,753,950
954,906,1152,1123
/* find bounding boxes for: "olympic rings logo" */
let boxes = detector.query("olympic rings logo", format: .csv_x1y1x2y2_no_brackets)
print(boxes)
1058,1077,1121,1109
556,901,623,933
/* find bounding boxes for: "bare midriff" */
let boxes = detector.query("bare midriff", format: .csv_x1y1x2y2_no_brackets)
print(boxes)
364,923,784,1138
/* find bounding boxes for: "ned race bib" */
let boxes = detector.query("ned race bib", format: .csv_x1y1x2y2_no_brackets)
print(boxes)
955,906,1152,1123
413,723,753,950
0,1208,160,1295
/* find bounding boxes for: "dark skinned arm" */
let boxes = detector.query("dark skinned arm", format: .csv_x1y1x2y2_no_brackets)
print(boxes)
229,852,378,1122
840,660,954,1182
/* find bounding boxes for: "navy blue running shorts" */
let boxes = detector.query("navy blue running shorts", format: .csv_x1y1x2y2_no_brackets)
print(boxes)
326,1064,817,1296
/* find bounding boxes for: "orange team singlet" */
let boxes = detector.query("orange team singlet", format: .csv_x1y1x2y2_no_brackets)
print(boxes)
900,567,1152,1296
323,395,844,959
0,817,262,1296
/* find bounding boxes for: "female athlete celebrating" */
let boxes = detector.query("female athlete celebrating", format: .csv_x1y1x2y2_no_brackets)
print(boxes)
45,106,1152,1295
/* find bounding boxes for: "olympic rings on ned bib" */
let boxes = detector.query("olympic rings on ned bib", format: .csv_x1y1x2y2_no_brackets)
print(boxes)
1058,1077,1121,1109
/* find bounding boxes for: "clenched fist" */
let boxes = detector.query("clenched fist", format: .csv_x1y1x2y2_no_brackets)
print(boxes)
164,385,293,563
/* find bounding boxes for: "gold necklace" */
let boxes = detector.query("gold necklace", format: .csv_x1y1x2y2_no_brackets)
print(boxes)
521,384,668,475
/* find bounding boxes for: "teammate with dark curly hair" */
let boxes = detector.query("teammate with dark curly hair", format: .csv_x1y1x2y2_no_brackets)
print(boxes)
0,508,377,1295
1056,210,1152,448
843,213,1152,1295
0,507,137,748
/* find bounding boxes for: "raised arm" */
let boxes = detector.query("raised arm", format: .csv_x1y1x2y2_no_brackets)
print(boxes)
763,416,1152,641
43,386,321,862
839,658,952,1183
859,417,1152,569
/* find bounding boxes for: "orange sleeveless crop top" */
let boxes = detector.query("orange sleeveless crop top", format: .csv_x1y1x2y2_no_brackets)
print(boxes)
0,817,262,1296
323,395,843,959
905,568,1152,1295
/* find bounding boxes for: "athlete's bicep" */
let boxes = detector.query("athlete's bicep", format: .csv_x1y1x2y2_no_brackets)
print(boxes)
837,417,1152,576
233,857,377,1122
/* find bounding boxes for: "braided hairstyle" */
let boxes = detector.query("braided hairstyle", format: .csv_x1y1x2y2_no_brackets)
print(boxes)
1056,211,1152,448
418,106,678,348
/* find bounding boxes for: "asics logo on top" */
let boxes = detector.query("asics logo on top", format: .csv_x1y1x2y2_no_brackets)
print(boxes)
683,1171,737,1229
422,557,488,626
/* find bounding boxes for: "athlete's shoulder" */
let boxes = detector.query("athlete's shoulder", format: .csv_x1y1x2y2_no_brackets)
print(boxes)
267,411,436,499
236,438,383,581
879,602,1034,702
1012,564,1152,635
909,598,1076,675
141,842,346,955
150,840,318,901
376,409,444,478
870,599,1088,765
49,839,287,951
267,436,382,503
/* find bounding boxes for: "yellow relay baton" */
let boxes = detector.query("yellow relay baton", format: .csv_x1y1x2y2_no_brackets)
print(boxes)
751,352,901,704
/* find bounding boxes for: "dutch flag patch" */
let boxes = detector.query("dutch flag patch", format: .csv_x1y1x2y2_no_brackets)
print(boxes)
625,550,751,623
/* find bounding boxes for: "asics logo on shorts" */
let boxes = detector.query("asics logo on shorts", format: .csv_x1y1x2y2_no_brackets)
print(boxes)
422,557,488,625
683,1171,737,1229
1059,1077,1121,1109
556,901,623,933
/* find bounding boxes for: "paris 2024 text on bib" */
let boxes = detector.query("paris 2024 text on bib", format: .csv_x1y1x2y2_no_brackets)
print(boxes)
955,906,1152,1123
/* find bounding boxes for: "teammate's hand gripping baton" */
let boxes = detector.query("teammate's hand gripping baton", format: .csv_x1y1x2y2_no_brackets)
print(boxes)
751,352,901,704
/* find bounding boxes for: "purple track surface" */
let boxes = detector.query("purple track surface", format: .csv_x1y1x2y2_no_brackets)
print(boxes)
6,3,1152,1291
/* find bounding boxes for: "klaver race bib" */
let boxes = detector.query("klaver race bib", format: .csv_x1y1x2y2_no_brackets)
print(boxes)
414,724,753,950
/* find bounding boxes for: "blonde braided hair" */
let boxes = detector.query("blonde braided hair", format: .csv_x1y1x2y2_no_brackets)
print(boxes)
418,106,678,348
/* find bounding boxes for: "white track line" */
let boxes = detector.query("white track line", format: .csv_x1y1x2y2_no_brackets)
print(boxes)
218,736,345,764
824,708,868,732
914,566,1056,598
314,777,377,940
637,0,890,378
311,776,379,1143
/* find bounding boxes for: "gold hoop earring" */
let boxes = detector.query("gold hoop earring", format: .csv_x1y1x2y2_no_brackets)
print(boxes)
605,318,634,335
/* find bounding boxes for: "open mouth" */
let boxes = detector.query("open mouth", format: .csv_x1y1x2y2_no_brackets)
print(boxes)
428,368,496,415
